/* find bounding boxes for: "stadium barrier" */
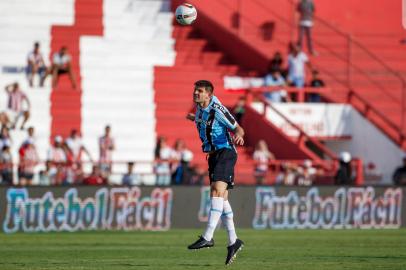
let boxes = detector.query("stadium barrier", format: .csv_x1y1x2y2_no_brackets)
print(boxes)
0,185,404,233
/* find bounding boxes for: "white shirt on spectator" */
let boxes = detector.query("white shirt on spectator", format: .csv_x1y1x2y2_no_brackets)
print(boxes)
66,137,83,160
27,51,45,66
288,52,308,79
47,147,66,163
53,53,71,66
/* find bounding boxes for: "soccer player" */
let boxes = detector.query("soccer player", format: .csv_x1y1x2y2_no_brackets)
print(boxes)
186,80,244,265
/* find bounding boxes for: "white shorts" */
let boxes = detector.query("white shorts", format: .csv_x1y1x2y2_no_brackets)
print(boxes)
5,109,24,123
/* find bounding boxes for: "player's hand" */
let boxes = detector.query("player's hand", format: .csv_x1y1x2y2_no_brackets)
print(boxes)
233,134,244,146
186,113,195,121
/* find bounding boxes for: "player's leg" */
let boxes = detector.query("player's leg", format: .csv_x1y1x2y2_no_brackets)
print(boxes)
188,181,227,250
221,190,237,246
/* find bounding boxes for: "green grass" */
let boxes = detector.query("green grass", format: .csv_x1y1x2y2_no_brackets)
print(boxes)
0,229,405,270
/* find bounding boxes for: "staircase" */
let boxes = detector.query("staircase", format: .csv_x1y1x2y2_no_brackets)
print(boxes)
154,25,257,184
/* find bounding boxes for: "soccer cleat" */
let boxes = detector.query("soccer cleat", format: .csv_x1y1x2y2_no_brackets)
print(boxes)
187,236,214,250
225,239,244,265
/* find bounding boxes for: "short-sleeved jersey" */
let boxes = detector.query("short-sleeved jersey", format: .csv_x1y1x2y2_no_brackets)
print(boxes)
194,96,237,153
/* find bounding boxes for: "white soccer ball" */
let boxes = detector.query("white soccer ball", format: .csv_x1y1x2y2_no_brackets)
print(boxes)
175,3,197,25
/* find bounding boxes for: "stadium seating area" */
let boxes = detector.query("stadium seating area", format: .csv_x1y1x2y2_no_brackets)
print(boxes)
0,0,405,186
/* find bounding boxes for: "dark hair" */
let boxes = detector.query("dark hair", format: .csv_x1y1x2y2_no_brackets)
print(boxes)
194,80,214,94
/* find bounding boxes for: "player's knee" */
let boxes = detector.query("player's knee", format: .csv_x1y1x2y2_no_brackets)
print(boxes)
211,187,226,198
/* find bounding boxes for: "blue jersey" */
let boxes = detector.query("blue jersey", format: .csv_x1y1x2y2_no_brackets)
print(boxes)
194,96,237,153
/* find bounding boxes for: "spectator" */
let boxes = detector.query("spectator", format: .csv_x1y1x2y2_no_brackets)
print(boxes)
253,140,275,185
4,82,31,130
0,145,13,185
275,162,297,185
287,43,313,88
264,70,290,103
268,51,285,76
27,42,46,87
308,69,325,102
38,161,53,186
296,159,317,186
232,96,246,124
0,112,10,128
44,46,76,89
297,0,316,55
0,126,12,150
99,125,115,180
65,129,92,163
83,165,106,185
122,162,141,186
393,155,406,185
22,126,36,145
47,135,67,185
335,151,354,185
171,139,194,185
154,136,173,186
18,139,39,186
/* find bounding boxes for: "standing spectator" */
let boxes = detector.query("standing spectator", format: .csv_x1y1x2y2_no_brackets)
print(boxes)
47,135,67,185
287,43,313,88
99,125,115,180
297,0,316,55
43,46,76,89
308,69,325,102
122,162,141,186
4,83,31,130
18,140,39,186
23,126,36,145
296,159,317,186
335,151,354,185
38,161,53,186
232,96,246,124
0,145,13,185
268,52,285,76
253,140,275,185
26,42,46,87
393,155,406,185
171,139,194,185
154,136,173,186
264,70,290,103
65,129,92,163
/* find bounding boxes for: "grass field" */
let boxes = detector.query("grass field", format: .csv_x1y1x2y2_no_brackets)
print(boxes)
0,229,405,270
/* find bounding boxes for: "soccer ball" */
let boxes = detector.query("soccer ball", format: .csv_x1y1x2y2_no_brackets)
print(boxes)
175,3,197,25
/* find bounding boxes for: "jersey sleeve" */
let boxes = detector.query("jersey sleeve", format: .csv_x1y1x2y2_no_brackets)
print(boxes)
213,103,237,130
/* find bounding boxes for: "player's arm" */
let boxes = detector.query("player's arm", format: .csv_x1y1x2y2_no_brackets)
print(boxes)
214,104,244,145
233,124,245,146
186,113,195,121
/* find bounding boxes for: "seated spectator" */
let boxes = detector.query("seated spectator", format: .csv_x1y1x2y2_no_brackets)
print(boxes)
253,140,275,185
296,159,316,186
308,70,325,102
264,70,291,103
0,145,13,185
122,162,141,186
43,46,76,89
18,139,39,186
0,126,12,150
335,151,354,185
4,83,31,130
287,42,313,88
232,96,246,124
47,135,67,185
27,42,46,87
393,155,406,185
83,165,106,185
0,112,11,127
154,136,173,186
99,125,115,180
